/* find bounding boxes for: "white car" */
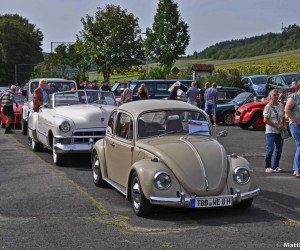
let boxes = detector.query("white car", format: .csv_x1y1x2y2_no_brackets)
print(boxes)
22,78,77,135
28,90,117,166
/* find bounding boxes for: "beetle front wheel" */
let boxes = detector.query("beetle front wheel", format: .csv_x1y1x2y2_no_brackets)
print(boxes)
130,172,152,217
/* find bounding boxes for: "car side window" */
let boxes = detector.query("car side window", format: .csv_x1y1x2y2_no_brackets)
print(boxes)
116,113,133,141
107,111,117,135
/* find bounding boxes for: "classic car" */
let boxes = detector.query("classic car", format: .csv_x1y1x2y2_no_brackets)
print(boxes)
1,92,25,128
91,99,260,216
22,78,77,135
241,75,268,98
28,90,117,166
235,88,295,130
216,92,256,125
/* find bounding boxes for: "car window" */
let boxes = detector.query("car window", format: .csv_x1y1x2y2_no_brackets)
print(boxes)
107,111,117,135
226,91,239,99
252,76,268,85
116,113,133,141
30,81,76,94
137,110,210,138
157,83,172,93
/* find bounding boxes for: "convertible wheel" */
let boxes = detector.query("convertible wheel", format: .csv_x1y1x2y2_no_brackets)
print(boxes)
222,111,234,125
238,122,251,129
21,118,28,135
53,139,66,166
251,113,265,131
92,153,107,187
131,172,152,217
233,198,253,209
31,139,43,152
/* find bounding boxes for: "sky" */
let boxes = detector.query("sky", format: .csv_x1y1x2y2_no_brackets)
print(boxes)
1,0,300,55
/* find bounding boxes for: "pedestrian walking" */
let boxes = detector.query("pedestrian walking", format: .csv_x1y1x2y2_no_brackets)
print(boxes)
204,82,218,125
263,89,286,173
0,85,18,134
284,82,300,178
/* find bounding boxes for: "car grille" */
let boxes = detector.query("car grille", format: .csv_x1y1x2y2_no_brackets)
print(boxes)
73,130,105,143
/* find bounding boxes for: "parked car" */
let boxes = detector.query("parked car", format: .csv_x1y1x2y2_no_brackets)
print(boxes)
216,92,256,125
28,90,117,166
216,86,245,104
1,92,25,128
0,86,10,92
241,75,268,98
21,78,77,136
111,80,201,101
265,73,300,95
235,88,295,130
91,99,260,216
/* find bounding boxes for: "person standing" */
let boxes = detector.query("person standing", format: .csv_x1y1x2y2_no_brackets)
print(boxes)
90,80,98,90
186,81,200,106
121,82,133,103
100,79,112,92
168,81,181,100
33,79,48,112
137,83,149,100
204,82,218,124
0,85,18,134
284,82,300,178
263,89,286,173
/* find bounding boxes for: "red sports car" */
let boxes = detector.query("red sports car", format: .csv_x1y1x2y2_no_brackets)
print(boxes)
0,92,24,128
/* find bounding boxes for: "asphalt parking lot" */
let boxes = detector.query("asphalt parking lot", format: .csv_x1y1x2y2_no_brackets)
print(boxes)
0,125,299,249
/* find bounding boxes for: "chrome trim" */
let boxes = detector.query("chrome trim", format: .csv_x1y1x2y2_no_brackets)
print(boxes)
153,171,171,190
233,167,251,185
53,142,93,153
149,188,260,207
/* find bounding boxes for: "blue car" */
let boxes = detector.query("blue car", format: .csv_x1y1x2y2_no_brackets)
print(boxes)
241,75,268,98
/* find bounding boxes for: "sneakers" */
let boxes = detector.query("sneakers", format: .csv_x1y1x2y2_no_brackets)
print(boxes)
265,167,282,173
265,168,275,173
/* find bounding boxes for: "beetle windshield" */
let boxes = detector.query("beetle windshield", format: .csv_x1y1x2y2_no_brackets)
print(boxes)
137,110,211,138
53,90,117,107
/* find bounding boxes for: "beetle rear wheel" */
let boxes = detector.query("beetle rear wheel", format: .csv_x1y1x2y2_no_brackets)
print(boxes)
131,172,152,217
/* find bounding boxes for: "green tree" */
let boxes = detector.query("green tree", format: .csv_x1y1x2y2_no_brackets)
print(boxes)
144,0,190,68
78,4,145,80
0,14,43,84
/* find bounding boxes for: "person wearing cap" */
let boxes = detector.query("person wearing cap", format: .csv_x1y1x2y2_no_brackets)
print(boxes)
33,79,49,112
100,79,111,92
168,81,181,100
0,85,18,134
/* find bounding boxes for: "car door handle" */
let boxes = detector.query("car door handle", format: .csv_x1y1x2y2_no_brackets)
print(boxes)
110,142,115,147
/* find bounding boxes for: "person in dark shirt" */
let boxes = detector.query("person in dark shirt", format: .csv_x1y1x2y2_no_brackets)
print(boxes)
90,80,98,90
100,79,111,92
168,81,181,100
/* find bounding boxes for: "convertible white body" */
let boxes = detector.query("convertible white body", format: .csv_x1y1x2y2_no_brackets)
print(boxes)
28,90,117,165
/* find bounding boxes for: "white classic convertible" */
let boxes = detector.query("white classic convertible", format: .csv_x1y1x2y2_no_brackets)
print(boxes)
28,90,117,165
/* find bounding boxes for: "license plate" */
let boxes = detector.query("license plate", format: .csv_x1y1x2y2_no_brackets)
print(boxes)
235,115,240,122
190,197,233,208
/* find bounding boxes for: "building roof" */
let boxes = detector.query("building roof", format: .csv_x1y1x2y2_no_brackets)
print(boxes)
192,64,215,71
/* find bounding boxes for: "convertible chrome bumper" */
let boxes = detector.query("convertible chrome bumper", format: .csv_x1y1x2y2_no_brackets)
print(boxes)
149,188,260,207
54,142,94,154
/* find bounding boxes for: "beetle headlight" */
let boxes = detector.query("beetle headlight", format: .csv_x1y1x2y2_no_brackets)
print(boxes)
233,167,250,184
59,121,71,133
154,172,171,190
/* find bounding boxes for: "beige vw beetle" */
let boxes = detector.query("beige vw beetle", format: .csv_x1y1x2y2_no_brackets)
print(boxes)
92,100,260,216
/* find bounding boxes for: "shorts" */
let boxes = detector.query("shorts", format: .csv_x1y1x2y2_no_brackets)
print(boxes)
205,103,216,116
3,105,14,117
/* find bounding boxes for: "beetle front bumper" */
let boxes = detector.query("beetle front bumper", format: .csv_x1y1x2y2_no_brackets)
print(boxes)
149,188,260,207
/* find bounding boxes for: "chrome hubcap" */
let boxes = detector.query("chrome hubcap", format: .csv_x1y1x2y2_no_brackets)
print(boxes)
132,177,141,210
93,158,99,181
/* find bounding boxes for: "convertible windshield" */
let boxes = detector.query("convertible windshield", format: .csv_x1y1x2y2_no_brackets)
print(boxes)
30,80,76,94
53,90,117,107
137,110,211,138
